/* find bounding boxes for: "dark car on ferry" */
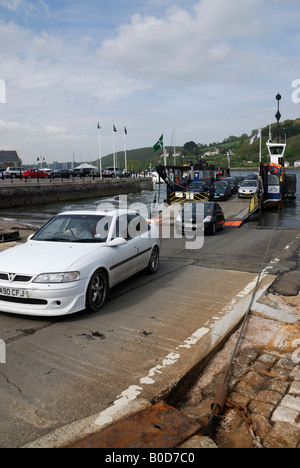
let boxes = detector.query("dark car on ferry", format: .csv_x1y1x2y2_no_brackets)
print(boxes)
185,181,209,200
235,175,245,186
213,180,232,200
175,202,225,236
223,177,239,194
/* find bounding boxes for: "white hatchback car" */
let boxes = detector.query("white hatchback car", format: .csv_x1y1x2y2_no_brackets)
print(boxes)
0,210,161,317
238,180,259,198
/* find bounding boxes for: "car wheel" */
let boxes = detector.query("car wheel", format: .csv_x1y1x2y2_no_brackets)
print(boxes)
86,269,108,313
210,222,216,236
148,246,159,274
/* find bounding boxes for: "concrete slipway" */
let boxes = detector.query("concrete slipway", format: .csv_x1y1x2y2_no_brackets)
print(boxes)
23,264,276,448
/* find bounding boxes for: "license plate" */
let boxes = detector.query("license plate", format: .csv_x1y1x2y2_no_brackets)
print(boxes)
185,223,195,228
0,287,28,298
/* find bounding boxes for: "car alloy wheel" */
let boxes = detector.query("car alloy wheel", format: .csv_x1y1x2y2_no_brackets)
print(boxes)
86,269,108,312
148,246,159,274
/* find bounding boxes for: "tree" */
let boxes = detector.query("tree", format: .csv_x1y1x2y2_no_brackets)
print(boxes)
183,141,197,154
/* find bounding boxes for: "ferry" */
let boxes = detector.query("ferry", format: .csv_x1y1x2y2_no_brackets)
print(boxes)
260,94,297,209
156,160,230,205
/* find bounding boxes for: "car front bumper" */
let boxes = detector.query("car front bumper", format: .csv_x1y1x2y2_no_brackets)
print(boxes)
238,191,257,198
214,193,227,200
0,279,88,317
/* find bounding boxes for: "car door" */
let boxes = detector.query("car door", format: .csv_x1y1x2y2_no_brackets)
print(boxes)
109,214,139,285
214,204,225,229
127,213,152,271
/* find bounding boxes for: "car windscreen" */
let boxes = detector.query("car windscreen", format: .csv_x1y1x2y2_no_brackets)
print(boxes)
241,181,257,187
188,182,206,189
32,214,113,243
182,202,214,218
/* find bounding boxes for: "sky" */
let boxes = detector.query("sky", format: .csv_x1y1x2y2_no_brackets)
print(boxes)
0,0,300,165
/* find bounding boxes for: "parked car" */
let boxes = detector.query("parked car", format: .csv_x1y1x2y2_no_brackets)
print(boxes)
0,209,161,317
223,177,239,194
213,180,232,200
53,169,73,179
245,173,259,180
235,175,245,186
5,167,24,178
73,168,99,177
102,167,123,178
175,202,225,236
185,181,209,200
23,168,51,179
41,168,54,176
238,180,259,198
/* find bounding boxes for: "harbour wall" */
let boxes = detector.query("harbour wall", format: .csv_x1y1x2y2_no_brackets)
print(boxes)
0,178,153,209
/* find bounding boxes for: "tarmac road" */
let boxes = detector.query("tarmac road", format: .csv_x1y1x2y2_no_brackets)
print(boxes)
0,224,299,448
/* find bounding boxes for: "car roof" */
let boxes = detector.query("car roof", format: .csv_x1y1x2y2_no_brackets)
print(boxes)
57,209,141,217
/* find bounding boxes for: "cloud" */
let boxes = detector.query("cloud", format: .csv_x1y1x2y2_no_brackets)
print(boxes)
0,16,151,159
0,0,49,16
98,0,264,86
0,0,299,163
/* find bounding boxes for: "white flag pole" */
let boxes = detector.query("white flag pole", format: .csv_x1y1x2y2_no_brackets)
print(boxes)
124,126,127,172
112,123,116,173
259,125,262,165
97,123,102,179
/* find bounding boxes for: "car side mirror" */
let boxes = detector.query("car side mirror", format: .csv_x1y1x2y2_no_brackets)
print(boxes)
106,238,127,247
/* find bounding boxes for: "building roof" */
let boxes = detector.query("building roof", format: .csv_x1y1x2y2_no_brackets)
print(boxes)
0,150,21,164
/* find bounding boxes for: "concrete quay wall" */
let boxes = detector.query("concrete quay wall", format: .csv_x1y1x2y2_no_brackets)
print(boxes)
0,177,153,208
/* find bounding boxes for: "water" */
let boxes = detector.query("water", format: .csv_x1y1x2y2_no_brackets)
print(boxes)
231,169,300,230
0,191,163,229
0,170,299,230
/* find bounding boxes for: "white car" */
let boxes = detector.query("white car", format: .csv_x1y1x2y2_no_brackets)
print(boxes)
238,180,259,198
0,210,161,317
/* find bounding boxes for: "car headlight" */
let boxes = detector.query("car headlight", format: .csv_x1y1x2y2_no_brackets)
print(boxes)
204,216,212,222
33,271,80,283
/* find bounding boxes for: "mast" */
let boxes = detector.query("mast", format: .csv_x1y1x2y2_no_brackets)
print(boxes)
275,93,282,143
97,123,102,179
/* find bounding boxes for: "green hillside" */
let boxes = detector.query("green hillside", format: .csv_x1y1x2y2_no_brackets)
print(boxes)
100,146,176,171
94,118,300,171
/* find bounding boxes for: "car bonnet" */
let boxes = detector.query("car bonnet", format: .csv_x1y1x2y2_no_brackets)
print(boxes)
0,241,104,276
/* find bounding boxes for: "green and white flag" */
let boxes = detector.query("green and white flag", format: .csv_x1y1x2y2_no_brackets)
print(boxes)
250,129,260,144
153,134,163,152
